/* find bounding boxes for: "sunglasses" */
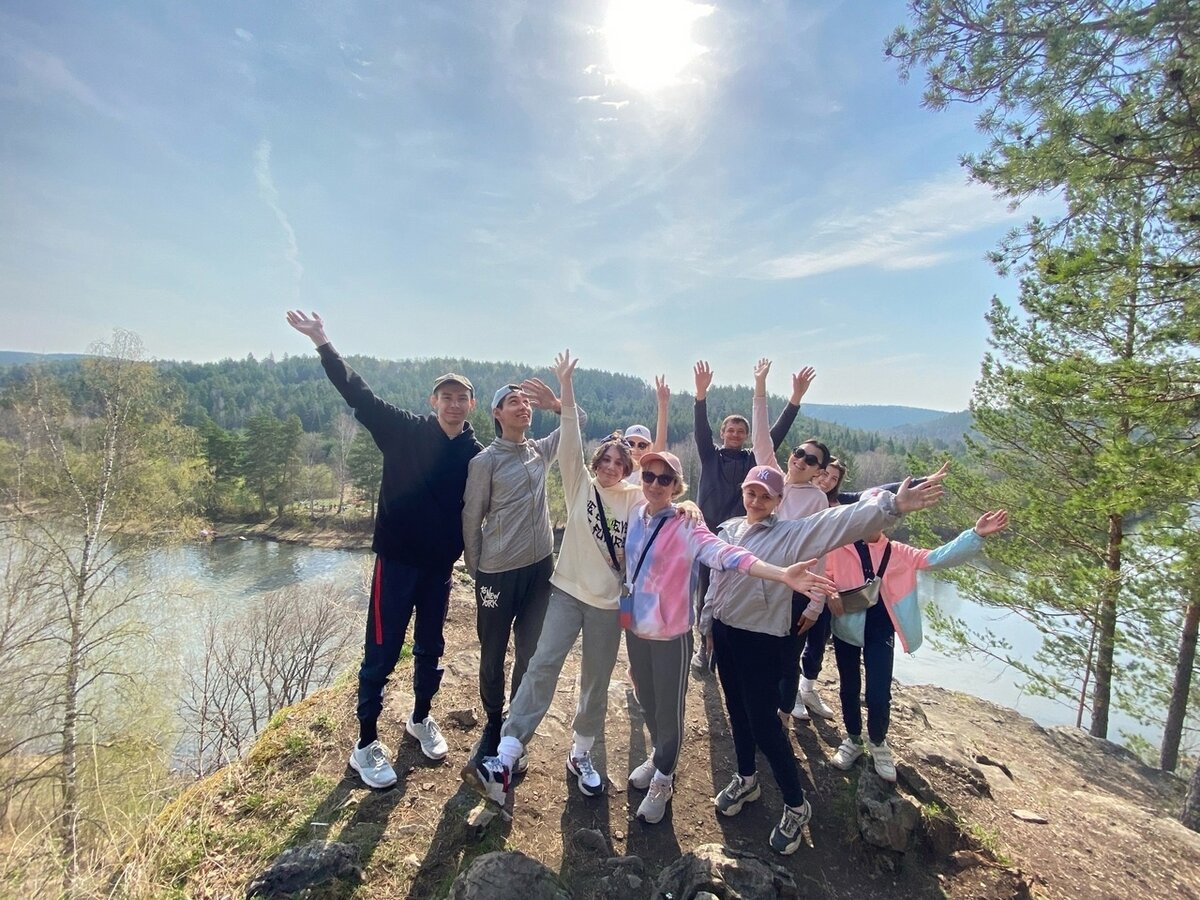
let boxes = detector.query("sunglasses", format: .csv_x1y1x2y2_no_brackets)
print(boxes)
791,449,823,467
640,470,676,487
628,440,650,449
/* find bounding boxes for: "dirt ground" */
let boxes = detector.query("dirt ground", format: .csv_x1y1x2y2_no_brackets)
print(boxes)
143,573,1200,899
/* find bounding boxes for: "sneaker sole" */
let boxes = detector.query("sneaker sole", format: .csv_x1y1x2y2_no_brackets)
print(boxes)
771,833,804,855
566,760,605,797
348,755,397,789
789,707,810,721
637,806,668,824
459,764,506,807
715,783,761,816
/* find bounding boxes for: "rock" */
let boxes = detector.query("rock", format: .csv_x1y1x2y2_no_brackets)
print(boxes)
602,855,644,874
951,849,990,870
908,739,993,798
467,805,500,829
1011,808,1049,824
895,760,939,804
921,807,962,857
448,851,569,900
573,827,608,853
245,840,361,898
857,769,921,852
655,843,798,900
446,708,478,728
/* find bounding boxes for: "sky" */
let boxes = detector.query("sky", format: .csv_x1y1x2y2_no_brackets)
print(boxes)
0,0,1058,411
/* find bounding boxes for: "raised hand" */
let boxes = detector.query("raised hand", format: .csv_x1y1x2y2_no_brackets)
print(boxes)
924,460,952,485
790,366,816,404
894,476,945,514
781,559,839,598
285,310,329,346
974,509,1009,537
693,360,713,399
552,350,577,385
519,377,560,412
655,374,670,404
754,358,772,383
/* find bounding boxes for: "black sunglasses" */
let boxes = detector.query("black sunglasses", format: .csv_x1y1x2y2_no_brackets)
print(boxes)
628,440,650,449
640,471,676,487
791,449,823,467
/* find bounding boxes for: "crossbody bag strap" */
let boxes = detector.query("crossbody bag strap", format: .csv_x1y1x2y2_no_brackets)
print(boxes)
593,487,621,571
853,540,876,581
628,517,668,590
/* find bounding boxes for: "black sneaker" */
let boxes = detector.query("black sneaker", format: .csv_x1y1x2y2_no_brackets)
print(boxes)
769,799,812,855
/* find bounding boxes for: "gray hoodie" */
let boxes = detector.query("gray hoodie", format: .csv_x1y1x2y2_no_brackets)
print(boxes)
462,409,585,576
703,492,902,637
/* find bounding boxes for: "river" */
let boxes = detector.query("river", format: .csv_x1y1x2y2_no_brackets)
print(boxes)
148,538,1158,749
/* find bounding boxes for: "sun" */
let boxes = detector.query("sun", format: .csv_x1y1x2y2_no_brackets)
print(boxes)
603,0,714,92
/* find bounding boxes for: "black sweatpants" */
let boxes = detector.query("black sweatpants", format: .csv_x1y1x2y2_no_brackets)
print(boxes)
833,601,895,745
357,556,451,734
714,619,805,808
474,555,554,721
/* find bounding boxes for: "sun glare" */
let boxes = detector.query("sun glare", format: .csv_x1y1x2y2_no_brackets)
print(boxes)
604,0,714,92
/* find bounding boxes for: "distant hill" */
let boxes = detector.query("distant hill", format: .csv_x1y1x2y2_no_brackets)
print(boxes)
0,350,85,365
802,403,960,431
0,350,967,451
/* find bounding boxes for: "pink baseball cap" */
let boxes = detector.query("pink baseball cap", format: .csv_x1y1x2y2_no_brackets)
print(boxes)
741,465,784,498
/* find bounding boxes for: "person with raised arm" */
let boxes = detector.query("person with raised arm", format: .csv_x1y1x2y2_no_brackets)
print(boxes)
461,372,582,762
690,360,803,670
622,374,671,483
706,465,945,853
827,507,1009,782
285,310,482,788
463,354,702,809
619,452,841,825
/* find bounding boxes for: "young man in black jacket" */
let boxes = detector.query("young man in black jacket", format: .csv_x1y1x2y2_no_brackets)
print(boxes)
288,311,483,788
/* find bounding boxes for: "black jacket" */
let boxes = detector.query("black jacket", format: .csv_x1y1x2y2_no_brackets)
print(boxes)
318,344,482,568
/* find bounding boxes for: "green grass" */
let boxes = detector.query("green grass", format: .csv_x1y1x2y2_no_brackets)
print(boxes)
966,822,1013,867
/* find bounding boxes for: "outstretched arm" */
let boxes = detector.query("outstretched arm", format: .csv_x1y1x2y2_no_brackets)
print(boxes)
790,367,815,406
751,360,781,470
651,375,670,452
973,509,1009,537
748,557,839,598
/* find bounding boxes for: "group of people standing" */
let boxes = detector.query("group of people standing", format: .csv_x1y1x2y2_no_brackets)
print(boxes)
286,311,1007,856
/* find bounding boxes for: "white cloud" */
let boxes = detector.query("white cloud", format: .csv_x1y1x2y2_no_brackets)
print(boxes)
755,172,1041,280
14,48,123,120
234,28,254,42
253,139,304,287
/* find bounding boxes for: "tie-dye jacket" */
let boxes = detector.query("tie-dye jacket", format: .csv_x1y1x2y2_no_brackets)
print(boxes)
621,501,759,640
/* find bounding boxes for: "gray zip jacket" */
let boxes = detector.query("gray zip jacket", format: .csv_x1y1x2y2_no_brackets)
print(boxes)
462,409,585,576
703,492,902,637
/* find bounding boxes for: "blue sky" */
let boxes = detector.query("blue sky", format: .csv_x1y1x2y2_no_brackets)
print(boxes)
0,0,1056,411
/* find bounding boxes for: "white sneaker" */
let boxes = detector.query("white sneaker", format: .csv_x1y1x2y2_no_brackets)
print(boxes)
406,715,449,760
869,740,897,782
690,644,710,672
799,686,835,719
628,754,656,790
831,737,864,770
513,750,529,775
637,777,673,823
789,699,811,721
567,751,604,796
349,740,397,788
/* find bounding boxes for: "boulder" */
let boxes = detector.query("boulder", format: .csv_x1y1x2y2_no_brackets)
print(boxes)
245,840,361,897
655,843,798,900
907,739,992,798
448,850,569,900
857,769,921,852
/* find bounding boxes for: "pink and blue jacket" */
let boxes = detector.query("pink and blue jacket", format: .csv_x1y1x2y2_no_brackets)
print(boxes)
827,528,985,654
621,501,759,640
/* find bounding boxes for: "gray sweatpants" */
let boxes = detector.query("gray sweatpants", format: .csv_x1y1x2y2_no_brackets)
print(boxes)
501,587,622,747
625,629,693,777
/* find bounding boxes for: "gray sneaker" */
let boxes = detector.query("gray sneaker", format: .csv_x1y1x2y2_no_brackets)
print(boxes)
769,799,812,855
406,715,449,760
567,751,604,796
714,774,761,817
348,740,397,789
637,777,673,823
628,754,656,790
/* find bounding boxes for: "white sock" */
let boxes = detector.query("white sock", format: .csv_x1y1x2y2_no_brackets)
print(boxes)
799,676,816,692
497,735,524,770
741,772,758,785
571,733,594,758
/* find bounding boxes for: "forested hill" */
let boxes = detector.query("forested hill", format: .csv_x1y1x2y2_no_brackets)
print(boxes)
0,351,969,453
